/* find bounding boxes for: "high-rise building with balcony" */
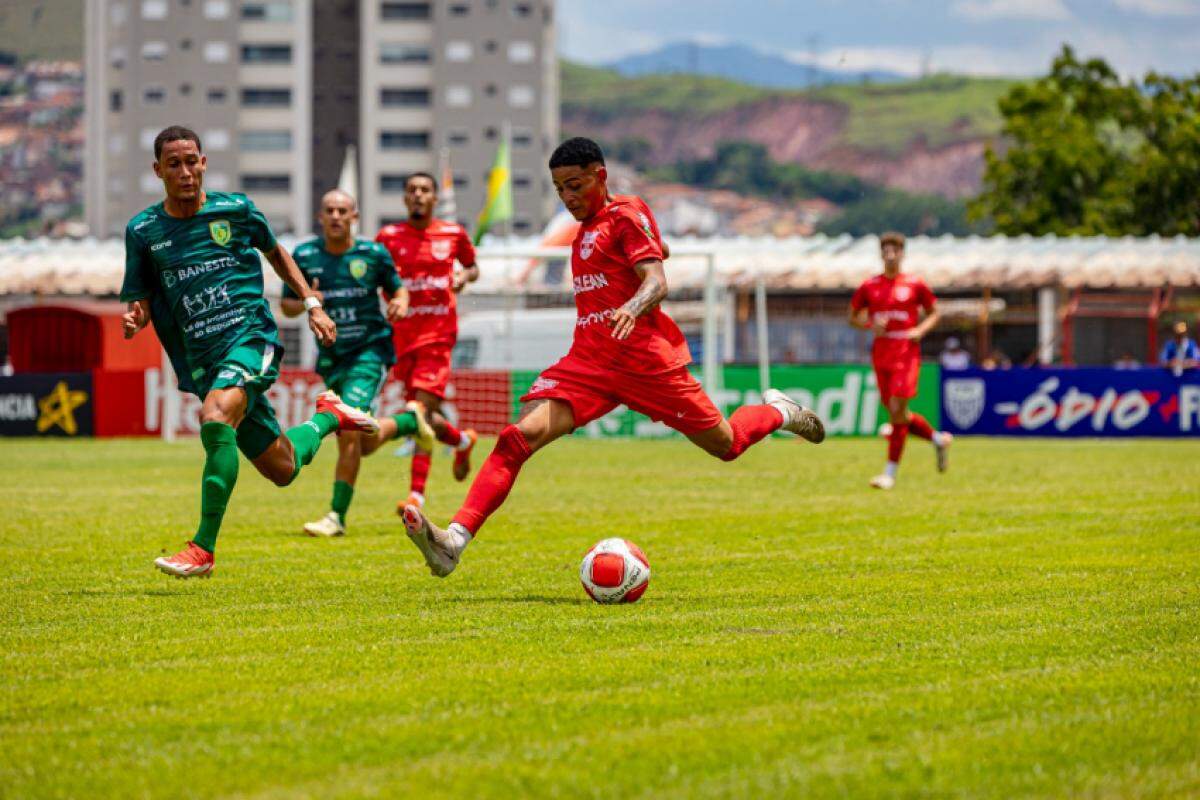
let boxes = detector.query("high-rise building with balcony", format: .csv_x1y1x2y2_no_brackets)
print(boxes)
84,0,558,238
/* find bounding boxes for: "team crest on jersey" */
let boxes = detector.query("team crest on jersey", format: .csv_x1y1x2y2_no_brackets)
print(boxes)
894,285,912,302
348,258,368,281
431,240,452,261
209,220,232,247
580,231,600,260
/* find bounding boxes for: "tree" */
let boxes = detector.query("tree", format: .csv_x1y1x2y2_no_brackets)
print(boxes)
971,46,1200,236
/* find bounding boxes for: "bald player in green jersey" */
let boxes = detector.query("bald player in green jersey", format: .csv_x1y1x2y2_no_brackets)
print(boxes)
282,189,435,537
121,125,382,578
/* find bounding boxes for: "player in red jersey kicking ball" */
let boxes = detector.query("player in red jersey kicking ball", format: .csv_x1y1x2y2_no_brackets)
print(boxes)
400,137,826,578
849,232,952,490
376,173,480,510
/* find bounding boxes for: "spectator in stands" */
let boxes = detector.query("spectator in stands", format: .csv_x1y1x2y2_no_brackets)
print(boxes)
1161,321,1199,376
1113,352,1141,370
939,337,971,370
980,350,1012,371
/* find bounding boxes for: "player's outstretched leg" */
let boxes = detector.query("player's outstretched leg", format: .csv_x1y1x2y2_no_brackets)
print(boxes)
399,399,572,577
907,411,953,473
694,388,824,462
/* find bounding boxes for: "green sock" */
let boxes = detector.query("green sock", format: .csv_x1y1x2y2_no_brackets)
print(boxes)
331,480,354,521
391,411,419,437
193,421,239,553
284,411,339,481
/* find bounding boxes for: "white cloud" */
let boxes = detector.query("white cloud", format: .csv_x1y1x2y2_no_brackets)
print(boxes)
951,0,1072,21
1111,0,1200,16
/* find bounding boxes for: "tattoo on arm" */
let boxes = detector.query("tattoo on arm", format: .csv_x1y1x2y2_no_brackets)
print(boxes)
623,266,667,318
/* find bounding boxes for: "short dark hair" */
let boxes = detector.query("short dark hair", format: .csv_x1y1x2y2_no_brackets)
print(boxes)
406,171,438,192
154,125,202,161
549,137,605,170
880,231,906,249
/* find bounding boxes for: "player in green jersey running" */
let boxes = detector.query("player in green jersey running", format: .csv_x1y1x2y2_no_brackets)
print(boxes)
282,189,436,537
121,125,379,578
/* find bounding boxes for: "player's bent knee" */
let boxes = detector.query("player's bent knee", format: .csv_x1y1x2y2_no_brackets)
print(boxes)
500,423,537,457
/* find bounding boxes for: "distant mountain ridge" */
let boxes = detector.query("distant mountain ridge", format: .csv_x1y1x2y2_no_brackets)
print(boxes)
607,41,906,88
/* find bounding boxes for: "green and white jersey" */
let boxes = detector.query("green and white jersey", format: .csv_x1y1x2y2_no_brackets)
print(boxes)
120,191,281,372
285,238,401,373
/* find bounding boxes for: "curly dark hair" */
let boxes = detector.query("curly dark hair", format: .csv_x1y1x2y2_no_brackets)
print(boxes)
153,125,202,161
548,137,605,170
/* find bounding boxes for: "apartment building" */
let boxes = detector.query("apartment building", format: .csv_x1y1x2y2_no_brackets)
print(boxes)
85,0,558,238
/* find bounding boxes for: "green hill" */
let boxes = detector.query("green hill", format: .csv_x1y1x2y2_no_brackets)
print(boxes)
561,60,1018,156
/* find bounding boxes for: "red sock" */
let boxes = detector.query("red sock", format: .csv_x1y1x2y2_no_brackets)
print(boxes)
436,419,464,447
410,450,431,495
908,413,935,441
453,425,532,534
721,405,784,462
887,423,909,463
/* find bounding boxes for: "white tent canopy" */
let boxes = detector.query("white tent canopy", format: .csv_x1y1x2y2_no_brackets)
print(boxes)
1,233,1198,297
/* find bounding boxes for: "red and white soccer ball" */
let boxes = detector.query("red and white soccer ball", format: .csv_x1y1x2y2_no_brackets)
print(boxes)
579,537,651,604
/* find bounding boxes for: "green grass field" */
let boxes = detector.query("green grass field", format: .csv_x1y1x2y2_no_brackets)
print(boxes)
2,436,1197,799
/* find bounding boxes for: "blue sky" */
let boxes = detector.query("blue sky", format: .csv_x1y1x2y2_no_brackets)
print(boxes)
557,0,1200,77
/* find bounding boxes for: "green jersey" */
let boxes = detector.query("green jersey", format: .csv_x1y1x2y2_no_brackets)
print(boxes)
285,238,401,371
121,191,281,379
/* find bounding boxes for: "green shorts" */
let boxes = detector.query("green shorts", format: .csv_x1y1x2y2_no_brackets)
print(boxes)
197,339,283,459
318,348,388,413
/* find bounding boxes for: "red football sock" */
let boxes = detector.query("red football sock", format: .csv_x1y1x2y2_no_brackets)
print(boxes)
908,413,935,441
410,450,431,495
436,419,464,447
887,423,910,463
453,425,532,534
720,404,784,462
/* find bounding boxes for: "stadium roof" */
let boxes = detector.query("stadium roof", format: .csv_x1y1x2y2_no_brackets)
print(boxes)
1,233,1198,297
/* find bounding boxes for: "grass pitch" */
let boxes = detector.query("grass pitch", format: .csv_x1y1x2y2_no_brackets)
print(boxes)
1,436,1197,799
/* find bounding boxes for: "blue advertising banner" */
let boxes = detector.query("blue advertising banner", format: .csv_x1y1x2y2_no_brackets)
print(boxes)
941,368,1200,437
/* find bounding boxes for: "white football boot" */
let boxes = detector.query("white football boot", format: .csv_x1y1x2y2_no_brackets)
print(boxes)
763,388,826,443
303,511,345,538
399,504,466,578
869,473,896,490
935,432,954,473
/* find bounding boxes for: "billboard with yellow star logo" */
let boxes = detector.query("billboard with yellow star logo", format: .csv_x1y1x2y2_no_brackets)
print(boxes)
0,373,92,437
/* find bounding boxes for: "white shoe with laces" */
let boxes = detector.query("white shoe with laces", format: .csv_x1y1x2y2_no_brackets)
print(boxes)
762,388,826,443
935,432,953,473
399,504,468,578
869,473,896,490
303,511,345,537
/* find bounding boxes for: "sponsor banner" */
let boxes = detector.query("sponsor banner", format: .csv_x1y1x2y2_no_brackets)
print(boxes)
0,372,93,437
941,368,1200,437
511,364,940,438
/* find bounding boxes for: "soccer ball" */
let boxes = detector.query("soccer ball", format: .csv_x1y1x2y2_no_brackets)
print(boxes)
579,537,651,604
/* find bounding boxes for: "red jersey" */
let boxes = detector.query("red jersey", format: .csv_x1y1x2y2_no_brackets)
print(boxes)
568,196,689,374
850,272,936,364
375,219,476,353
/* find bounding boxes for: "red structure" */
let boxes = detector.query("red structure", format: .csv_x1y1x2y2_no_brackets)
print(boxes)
7,302,161,373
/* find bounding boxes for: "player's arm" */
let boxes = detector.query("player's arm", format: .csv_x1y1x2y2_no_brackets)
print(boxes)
262,244,336,347
379,250,409,322
611,259,667,341
908,303,941,340
121,225,153,339
451,227,480,292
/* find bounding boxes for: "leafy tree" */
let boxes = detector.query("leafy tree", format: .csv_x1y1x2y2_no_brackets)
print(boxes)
820,191,981,237
972,46,1200,236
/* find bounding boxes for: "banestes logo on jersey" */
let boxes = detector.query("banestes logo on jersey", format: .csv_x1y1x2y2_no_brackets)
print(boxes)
209,220,232,246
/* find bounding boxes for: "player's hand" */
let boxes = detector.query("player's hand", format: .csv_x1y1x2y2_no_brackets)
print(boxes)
871,321,888,336
451,267,468,293
122,301,148,339
904,328,924,341
610,305,638,341
386,293,409,322
309,278,325,305
308,306,337,347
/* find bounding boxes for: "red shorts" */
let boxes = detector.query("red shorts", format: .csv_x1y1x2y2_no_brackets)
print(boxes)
873,357,921,403
393,342,453,401
521,355,723,435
